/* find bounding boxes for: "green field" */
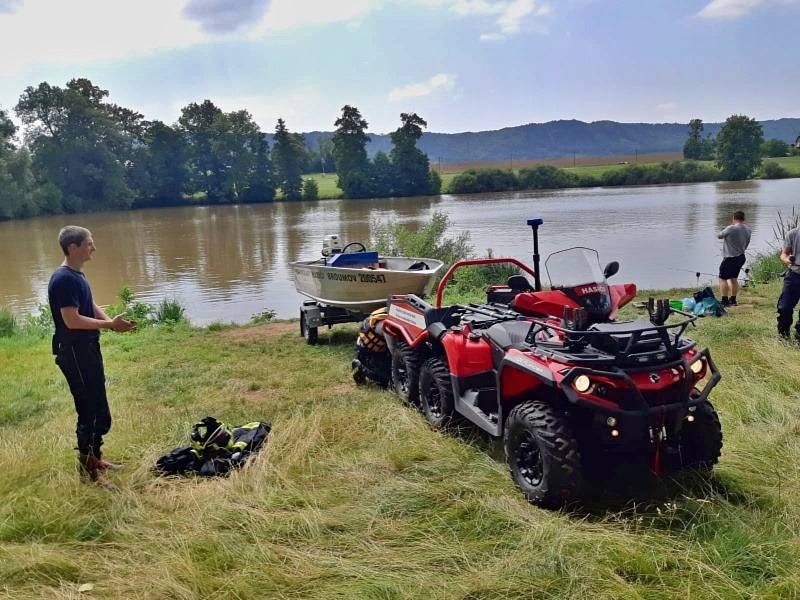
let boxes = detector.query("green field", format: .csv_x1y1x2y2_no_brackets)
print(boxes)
2,280,800,597
303,156,800,200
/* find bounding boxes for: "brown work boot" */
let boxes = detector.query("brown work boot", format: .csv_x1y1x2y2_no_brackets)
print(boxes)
94,457,123,471
78,453,118,488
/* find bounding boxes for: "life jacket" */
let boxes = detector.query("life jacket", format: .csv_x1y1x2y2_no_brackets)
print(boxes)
358,307,388,353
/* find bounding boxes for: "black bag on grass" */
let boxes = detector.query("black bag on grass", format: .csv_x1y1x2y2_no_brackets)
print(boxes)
154,417,271,477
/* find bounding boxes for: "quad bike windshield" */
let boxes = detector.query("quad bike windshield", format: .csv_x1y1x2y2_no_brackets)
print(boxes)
545,247,612,320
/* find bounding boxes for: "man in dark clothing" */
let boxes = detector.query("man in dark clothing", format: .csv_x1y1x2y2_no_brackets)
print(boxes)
48,226,135,485
777,225,800,339
717,210,751,306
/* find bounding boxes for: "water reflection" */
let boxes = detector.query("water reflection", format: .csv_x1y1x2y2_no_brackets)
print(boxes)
2,178,799,323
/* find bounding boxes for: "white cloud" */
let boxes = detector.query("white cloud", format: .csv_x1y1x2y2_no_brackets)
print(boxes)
697,0,800,19
388,73,456,102
0,0,379,76
446,0,551,40
0,0,208,76
249,0,375,35
656,102,677,111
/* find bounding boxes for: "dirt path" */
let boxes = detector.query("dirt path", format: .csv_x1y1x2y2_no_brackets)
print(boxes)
221,321,297,342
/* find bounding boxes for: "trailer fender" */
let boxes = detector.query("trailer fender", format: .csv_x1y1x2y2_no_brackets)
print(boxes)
300,303,322,328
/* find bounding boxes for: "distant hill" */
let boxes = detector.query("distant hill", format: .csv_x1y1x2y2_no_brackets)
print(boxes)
298,118,800,165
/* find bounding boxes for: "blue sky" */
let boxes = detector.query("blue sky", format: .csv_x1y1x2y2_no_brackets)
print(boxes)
0,0,798,134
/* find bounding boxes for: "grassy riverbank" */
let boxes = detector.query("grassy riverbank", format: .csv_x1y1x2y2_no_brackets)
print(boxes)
299,156,800,201
2,279,800,598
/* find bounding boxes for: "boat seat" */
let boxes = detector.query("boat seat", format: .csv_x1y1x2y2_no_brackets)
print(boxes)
328,251,379,268
483,321,533,350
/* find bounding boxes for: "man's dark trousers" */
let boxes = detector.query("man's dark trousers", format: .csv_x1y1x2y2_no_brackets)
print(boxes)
777,271,800,338
55,339,111,457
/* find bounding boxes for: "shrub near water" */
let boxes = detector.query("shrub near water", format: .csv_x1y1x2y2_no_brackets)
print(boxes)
0,307,16,337
449,168,518,193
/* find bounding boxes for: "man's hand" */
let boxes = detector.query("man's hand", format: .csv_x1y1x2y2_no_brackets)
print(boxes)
109,314,136,332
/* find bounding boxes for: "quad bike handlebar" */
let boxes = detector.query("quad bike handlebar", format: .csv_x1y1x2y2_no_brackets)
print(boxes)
436,258,538,307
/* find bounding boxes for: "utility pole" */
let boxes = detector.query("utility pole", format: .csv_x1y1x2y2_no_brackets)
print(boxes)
635,148,638,164
573,151,576,168
510,153,513,171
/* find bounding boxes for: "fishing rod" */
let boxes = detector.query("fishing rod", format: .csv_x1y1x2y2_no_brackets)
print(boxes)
666,266,754,283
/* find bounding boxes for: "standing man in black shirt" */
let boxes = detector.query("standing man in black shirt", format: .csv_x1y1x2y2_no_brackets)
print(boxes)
48,226,135,485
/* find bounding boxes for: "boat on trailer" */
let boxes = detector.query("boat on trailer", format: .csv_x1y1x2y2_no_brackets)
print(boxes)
290,237,443,344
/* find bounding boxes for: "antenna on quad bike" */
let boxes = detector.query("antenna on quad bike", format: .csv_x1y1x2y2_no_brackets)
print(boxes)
527,218,543,292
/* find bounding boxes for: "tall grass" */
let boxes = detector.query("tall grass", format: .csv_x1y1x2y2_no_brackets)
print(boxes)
0,307,16,337
2,281,800,597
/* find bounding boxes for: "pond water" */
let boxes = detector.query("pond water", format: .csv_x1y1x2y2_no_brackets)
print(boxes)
2,178,798,323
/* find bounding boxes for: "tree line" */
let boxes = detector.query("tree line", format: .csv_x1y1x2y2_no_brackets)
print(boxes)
0,78,439,220
683,114,797,179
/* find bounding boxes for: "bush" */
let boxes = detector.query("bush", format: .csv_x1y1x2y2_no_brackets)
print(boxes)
302,178,319,200
155,298,186,324
428,170,442,195
761,138,788,158
517,165,579,190
371,211,473,268
762,161,790,179
748,251,785,283
22,303,53,337
599,161,720,186
449,169,518,194
107,286,154,326
250,309,277,324
0,307,16,337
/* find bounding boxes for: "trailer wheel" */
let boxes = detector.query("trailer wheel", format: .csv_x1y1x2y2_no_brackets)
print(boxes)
678,401,722,472
419,357,455,428
504,400,583,509
300,311,318,345
391,342,420,404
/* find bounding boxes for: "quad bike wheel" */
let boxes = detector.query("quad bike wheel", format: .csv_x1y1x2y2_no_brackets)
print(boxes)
391,342,421,404
678,401,723,471
419,357,455,428
300,311,318,345
504,400,583,509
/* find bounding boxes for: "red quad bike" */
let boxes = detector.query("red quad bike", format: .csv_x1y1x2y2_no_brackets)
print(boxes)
367,219,722,509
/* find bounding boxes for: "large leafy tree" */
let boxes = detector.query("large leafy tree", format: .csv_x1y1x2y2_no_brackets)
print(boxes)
682,118,715,161
15,78,137,212
715,115,764,180
332,105,372,198
128,120,189,206
211,110,275,202
272,118,306,200
389,112,433,196
0,109,37,219
683,119,704,160
178,99,225,201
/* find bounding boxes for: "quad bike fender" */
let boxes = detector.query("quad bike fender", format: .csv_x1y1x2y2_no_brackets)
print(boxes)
381,319,429,350
500,349,555,390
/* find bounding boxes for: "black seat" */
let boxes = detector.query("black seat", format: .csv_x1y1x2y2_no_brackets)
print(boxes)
483,321,532,350
425,305,462,328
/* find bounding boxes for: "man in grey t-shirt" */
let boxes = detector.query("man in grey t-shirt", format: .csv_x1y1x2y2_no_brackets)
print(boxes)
777,226,800,338
717,210,751,306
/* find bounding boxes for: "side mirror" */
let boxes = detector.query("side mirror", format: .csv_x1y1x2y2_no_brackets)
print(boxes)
603,261,619,279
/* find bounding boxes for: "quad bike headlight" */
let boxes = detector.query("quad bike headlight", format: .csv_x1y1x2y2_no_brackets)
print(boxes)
574,375,592,393
690,358,706,375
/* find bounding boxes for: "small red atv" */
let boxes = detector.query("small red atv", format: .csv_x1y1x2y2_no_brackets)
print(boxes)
354,219,722,509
